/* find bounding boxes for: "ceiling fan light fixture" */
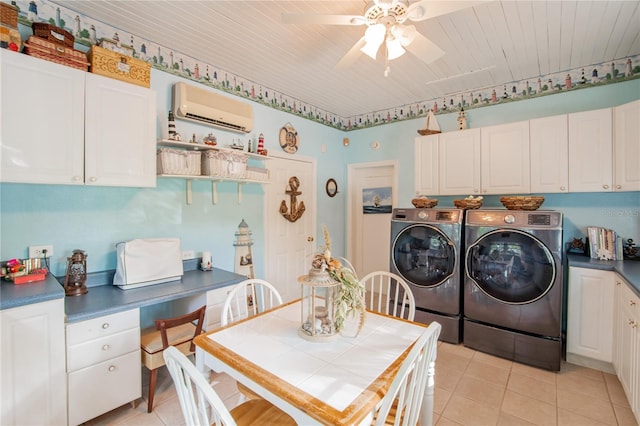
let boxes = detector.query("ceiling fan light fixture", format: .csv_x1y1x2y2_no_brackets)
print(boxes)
386,36,406,60
393,24,417,46
360,23,385,59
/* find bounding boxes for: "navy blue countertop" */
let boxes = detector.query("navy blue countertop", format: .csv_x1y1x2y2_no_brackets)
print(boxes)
568,254,640,297
64,267,246,323
0,273,65,310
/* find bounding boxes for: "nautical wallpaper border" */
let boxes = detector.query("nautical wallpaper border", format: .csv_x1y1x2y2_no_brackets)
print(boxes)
12,0,640,132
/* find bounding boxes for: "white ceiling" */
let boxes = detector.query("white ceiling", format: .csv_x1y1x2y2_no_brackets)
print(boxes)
49,0,640,119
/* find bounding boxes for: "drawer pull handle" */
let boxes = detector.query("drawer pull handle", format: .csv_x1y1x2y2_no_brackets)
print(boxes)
108,365,116,372
102,344,110,351
630,300,637,307
102,323,110,329
629,320,638,329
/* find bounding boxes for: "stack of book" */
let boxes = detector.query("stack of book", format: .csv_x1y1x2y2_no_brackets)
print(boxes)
587,226,624,260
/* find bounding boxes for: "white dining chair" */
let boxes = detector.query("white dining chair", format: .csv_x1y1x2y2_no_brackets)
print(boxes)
373,321,442,426
220,278,284,327
361,271,416,321
162,346,296,426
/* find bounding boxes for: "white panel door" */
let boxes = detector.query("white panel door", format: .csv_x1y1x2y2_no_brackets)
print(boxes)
348,161,397,278
568,108,613,192
265,155,316,303
530,115,569,193
439,128,481,195
0,51,84,184
84,73,156,187
480,120,530,194
613,100,640,192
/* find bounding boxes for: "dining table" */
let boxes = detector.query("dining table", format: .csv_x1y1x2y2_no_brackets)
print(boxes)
194,299,429,426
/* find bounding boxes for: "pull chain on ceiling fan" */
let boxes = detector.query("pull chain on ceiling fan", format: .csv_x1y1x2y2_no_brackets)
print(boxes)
283,0,487,76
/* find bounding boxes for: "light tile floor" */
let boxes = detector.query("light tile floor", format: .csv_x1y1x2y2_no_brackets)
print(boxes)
85,342,638,426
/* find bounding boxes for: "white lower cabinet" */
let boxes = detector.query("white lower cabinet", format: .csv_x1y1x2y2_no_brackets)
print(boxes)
66,309,141,425
567,267,615,364
0,299,67,426
614,275,639,422
206,286,234,331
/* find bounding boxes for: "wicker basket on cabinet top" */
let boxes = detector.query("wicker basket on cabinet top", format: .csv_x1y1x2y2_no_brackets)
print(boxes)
88,45,151,88
32,22,74,48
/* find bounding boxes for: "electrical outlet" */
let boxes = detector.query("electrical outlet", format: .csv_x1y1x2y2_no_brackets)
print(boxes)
29,245,54,258
182,250,195,260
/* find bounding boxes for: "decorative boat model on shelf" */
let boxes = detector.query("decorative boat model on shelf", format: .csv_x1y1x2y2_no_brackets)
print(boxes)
417,109,441,136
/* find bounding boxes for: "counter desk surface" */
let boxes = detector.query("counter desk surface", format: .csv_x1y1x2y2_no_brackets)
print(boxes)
0,267,246,323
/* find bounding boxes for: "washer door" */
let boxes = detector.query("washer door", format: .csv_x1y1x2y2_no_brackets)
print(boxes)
465,229,555,304
392,224,456,288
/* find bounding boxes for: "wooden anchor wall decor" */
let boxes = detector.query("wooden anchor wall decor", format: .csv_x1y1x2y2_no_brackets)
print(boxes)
280,176,306,222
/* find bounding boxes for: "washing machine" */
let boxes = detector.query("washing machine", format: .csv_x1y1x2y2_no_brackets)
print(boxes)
463,209,563,371
390,208,463,343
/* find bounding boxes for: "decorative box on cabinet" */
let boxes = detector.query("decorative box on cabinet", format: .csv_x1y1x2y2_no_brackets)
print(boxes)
0,51,156,187
568,108,613,192
66,309,141,426
567,267,615,371
530,114,569,193
0,299,67,426
614,275,639,422
613,100,640,192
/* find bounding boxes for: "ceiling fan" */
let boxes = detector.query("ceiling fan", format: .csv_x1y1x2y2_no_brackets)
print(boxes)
283,0,484,77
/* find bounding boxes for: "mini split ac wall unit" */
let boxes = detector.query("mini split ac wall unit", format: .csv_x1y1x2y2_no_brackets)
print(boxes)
172,82,254,133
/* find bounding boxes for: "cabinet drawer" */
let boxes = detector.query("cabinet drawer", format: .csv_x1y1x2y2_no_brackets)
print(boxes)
618,280,639,318
67,309,139,345
207,286,232,305
67,350,141,426
67,327,140,372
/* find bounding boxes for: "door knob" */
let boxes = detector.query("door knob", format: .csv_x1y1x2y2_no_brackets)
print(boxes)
307,236,314,242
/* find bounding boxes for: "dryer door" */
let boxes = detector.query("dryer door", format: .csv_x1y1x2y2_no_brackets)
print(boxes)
391,224,456,288
465,229,555,304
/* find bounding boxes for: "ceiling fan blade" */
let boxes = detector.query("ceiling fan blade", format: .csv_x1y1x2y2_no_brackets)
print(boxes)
404,31,445,64
335,37,366,70
282,12,366,26
406,0,490,22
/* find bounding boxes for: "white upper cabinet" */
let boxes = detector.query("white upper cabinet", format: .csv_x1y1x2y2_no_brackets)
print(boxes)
613,100,640,192
414,134,439,196
568,108,613,192
85,73,156,187
1,51,85,184
0,51,156,187
480,121,530,194
530,115,569,193
439,128,481,195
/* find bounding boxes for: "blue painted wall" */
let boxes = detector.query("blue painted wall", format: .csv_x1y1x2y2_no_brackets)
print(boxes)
1,67,638,279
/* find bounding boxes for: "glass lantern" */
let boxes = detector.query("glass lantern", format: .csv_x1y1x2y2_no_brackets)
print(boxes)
298,268,341,342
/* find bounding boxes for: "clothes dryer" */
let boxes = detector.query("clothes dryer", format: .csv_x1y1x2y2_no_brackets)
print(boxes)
390,208,463,343
463,209,564,371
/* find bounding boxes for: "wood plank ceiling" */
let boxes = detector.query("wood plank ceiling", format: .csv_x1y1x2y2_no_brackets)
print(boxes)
49,1,640,119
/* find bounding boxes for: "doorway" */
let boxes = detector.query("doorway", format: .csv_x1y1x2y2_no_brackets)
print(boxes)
347,161,398,277
264,155,317,302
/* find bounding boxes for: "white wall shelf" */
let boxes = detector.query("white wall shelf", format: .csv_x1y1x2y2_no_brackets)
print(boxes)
156,140,270,205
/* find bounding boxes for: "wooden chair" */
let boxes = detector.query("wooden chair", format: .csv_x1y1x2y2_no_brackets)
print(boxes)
221,278,283,400
163,346,296,425
221,278,284,327
373,321,442,426
361,271,416,321
140,305,206,413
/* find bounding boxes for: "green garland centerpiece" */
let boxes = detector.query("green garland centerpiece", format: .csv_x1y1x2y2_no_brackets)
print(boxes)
311,225,366,334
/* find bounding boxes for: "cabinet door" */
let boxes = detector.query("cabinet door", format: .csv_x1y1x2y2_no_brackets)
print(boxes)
614,276,639,416
613,100,640,192
0,51,84,184
414,135,439,195
480,121,530,194
85,73,156,187
439,128,481,195
567,267,615,362
568,108,613,192
530,115,569,193
0,299,67,425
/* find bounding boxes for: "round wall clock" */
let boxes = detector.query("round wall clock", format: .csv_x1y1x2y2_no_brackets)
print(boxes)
325,178,338,197
279,123,299,154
